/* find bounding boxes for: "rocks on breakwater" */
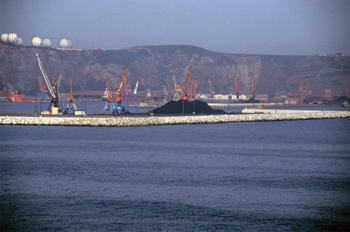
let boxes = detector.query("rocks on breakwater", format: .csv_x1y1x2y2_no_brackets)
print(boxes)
0,111,349,127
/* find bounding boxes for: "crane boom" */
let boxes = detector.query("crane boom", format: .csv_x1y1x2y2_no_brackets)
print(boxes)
36,54,55,98
181,68,191,100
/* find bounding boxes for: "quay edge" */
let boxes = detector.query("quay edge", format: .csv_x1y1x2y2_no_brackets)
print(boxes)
0,111,350,127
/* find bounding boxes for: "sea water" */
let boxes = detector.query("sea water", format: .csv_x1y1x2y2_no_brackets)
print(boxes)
1,118,349,231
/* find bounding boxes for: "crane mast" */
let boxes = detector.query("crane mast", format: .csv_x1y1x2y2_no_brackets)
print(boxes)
172,76,182,101
69,77,74,106
181,68,191,100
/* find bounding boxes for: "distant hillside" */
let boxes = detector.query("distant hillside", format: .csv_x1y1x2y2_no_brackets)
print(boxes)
1,43,349,96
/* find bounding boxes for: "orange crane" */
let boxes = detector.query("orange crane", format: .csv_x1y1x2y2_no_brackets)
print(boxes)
181,68,191,100
250,72,257,98
103,76,117,113
190,79,198,101
233,73,241,100
103,67,130,113
208,78,215,98
62,77,77,114
298,80,311,98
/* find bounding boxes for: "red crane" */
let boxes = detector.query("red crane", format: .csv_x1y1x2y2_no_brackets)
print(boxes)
103,67,130,113
233,73,241,100
190,79,198,101
68,77,74,107
251,72,257,98
181,68,191,100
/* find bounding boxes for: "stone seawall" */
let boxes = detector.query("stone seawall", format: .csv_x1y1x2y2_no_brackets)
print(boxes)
1,111,349,127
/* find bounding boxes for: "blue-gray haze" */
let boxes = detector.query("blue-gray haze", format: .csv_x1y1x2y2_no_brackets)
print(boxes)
1,0,350,55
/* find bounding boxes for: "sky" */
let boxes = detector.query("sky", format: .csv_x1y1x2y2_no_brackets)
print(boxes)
1,0,350,55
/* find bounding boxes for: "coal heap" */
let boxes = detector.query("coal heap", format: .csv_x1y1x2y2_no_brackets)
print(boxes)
152,100,225,114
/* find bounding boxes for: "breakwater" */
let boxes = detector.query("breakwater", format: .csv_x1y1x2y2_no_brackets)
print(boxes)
1,111,349,127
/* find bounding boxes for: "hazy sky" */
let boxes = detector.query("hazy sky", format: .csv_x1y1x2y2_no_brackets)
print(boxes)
1,0,350,55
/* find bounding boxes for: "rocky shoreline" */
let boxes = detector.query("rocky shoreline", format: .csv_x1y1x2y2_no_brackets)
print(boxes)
1,111,349,127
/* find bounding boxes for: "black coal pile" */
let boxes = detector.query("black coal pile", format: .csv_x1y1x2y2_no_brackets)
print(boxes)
153,100,225,114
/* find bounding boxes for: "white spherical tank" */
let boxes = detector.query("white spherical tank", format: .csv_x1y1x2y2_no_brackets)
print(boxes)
59,38,71,48
42,39,52,47
15,37,23,45
31,37,42,47
8,33,18,44
1,33,9,43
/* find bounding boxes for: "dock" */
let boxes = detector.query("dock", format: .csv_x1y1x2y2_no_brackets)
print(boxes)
0,110,349,127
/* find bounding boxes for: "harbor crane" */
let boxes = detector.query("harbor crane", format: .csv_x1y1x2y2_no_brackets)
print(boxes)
103,67,130,114
172,76,182,101
208,78,215,98
298,80,311,99
36,54,60,113
103,77,117,113
181,68,191,101
190,79,198,101
233,73,241,100
62,77,77,114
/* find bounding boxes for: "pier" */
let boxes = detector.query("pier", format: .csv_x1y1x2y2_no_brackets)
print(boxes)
0,110,349,127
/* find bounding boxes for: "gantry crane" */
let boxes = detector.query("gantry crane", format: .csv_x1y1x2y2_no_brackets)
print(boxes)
208,78,215,98
172,76,182,101
36,54,60,113
62,77,77,114
190,79,198,101
181,68,191,101
233,73,241,100
250,72,257,99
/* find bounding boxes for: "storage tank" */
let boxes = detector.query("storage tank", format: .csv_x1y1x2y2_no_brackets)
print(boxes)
8,33,18,44
42,39,52,47
59,38,72,48
1,33,9,43
31,37,42,47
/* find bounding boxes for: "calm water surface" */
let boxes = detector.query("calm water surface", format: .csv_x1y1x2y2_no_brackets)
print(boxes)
1,117,350,231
